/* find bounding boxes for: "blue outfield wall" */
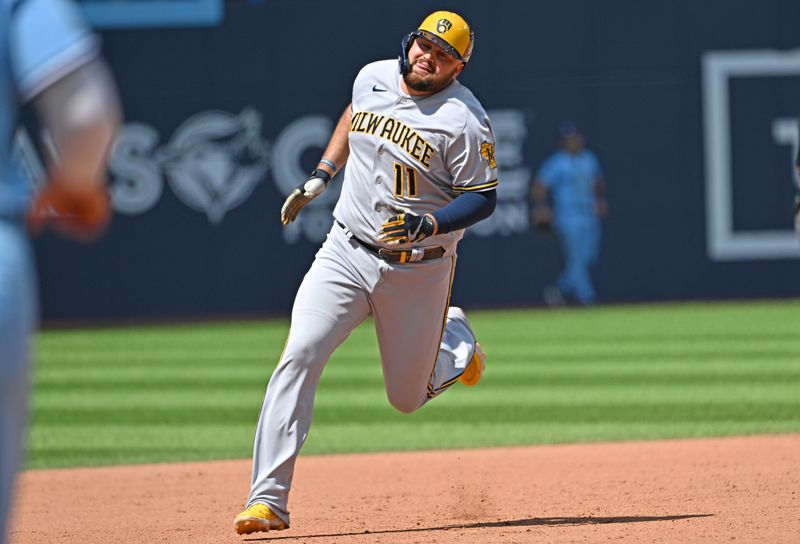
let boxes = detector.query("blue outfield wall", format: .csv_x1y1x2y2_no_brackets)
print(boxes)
29,0,800,319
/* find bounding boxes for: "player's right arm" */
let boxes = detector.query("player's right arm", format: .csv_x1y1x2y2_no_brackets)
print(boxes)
13,0,122,241
530,177,553,231
316,105,351,177
280,105,351,225
28,59,122,240
531,153,558,231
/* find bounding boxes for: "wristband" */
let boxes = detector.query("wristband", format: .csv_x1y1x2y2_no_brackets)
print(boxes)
319,159,337,172
310,168,332,186
424,213,438,236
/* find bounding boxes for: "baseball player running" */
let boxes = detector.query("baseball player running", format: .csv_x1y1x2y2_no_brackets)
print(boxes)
235,11,497,534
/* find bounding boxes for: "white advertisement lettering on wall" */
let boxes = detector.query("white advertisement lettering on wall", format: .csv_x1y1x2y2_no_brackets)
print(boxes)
18,107,533,242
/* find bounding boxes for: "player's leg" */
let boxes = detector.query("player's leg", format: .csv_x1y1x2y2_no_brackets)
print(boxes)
429,306,484,394
555,219,581,300
586,219,601,267
571,220,597,305
0,224,36,544
0,367,27,544
585,219,602,300
371,256,480,413
243,224,374,528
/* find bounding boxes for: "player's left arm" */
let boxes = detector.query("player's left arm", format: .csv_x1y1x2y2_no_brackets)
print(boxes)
794,194,800,237
794,147,800,236
594,176,608,219
378,191,496,244
589,152,608,219
378,111,498,245
795,145,800,187
431,109,499,233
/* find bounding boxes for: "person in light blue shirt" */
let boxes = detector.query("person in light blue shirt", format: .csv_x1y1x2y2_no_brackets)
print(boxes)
794,146,799,237
1,1,120,541
532,122,607,306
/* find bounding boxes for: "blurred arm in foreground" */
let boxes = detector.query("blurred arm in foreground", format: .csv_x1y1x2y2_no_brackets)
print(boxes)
1,1,121,543
27,55,122,240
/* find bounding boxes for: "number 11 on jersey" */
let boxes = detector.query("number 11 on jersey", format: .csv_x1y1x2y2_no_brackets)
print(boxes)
393,162,418,197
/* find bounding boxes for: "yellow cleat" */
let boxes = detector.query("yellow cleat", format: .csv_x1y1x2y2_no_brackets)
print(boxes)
234,503,287,535
459,342,486,386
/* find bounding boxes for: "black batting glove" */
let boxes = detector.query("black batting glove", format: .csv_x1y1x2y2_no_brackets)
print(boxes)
377,207,437,245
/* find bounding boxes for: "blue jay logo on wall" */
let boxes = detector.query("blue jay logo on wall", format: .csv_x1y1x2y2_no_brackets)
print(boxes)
102,109,344,239
15,106,532,241
156,109,269,224
109,108,270,224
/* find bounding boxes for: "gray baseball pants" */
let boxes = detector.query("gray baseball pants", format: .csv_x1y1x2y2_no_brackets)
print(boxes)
245,222,477,525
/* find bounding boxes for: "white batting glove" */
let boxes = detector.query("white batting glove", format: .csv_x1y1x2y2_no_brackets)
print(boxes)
280,169,331,225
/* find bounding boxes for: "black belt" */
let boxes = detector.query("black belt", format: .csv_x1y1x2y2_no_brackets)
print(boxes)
336,220,445,263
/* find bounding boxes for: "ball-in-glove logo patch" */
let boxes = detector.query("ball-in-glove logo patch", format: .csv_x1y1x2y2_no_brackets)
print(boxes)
437,19,453,33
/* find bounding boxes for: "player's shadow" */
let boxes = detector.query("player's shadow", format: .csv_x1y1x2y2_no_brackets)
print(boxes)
245,513,713,541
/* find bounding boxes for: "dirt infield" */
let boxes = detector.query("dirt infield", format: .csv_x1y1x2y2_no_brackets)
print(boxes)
9,434,800,543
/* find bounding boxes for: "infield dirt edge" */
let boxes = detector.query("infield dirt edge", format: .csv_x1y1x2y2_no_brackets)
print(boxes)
10,434,800,543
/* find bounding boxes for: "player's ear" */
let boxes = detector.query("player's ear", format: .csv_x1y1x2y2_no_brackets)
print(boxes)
455,62,465,76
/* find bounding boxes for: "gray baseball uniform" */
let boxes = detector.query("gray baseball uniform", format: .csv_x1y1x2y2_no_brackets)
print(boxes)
246,59,498,526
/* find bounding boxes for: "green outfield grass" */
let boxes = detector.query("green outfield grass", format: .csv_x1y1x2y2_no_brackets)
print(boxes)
27,300,800,469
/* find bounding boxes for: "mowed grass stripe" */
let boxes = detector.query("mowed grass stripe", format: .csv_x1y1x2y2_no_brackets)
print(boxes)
34,349,800,374
32,401,800,427
33,373,800,392
32,382,800,411
37,336,800,363
27,419,800,469
35,360,800,388
26,300,800,468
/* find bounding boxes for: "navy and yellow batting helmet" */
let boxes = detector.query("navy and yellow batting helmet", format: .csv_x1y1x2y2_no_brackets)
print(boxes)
399,11,474,75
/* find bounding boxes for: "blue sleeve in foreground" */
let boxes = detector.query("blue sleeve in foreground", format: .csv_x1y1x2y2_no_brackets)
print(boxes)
432,190,497,234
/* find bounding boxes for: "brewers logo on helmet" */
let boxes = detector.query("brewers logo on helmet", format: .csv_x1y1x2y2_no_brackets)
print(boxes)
399,11,474,75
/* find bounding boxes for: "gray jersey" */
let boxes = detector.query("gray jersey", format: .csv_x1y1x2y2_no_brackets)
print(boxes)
244,57,493,531
333,59,498,255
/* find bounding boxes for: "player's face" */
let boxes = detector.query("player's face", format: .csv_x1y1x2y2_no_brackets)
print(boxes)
563,134,585,154
403,36,464,95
